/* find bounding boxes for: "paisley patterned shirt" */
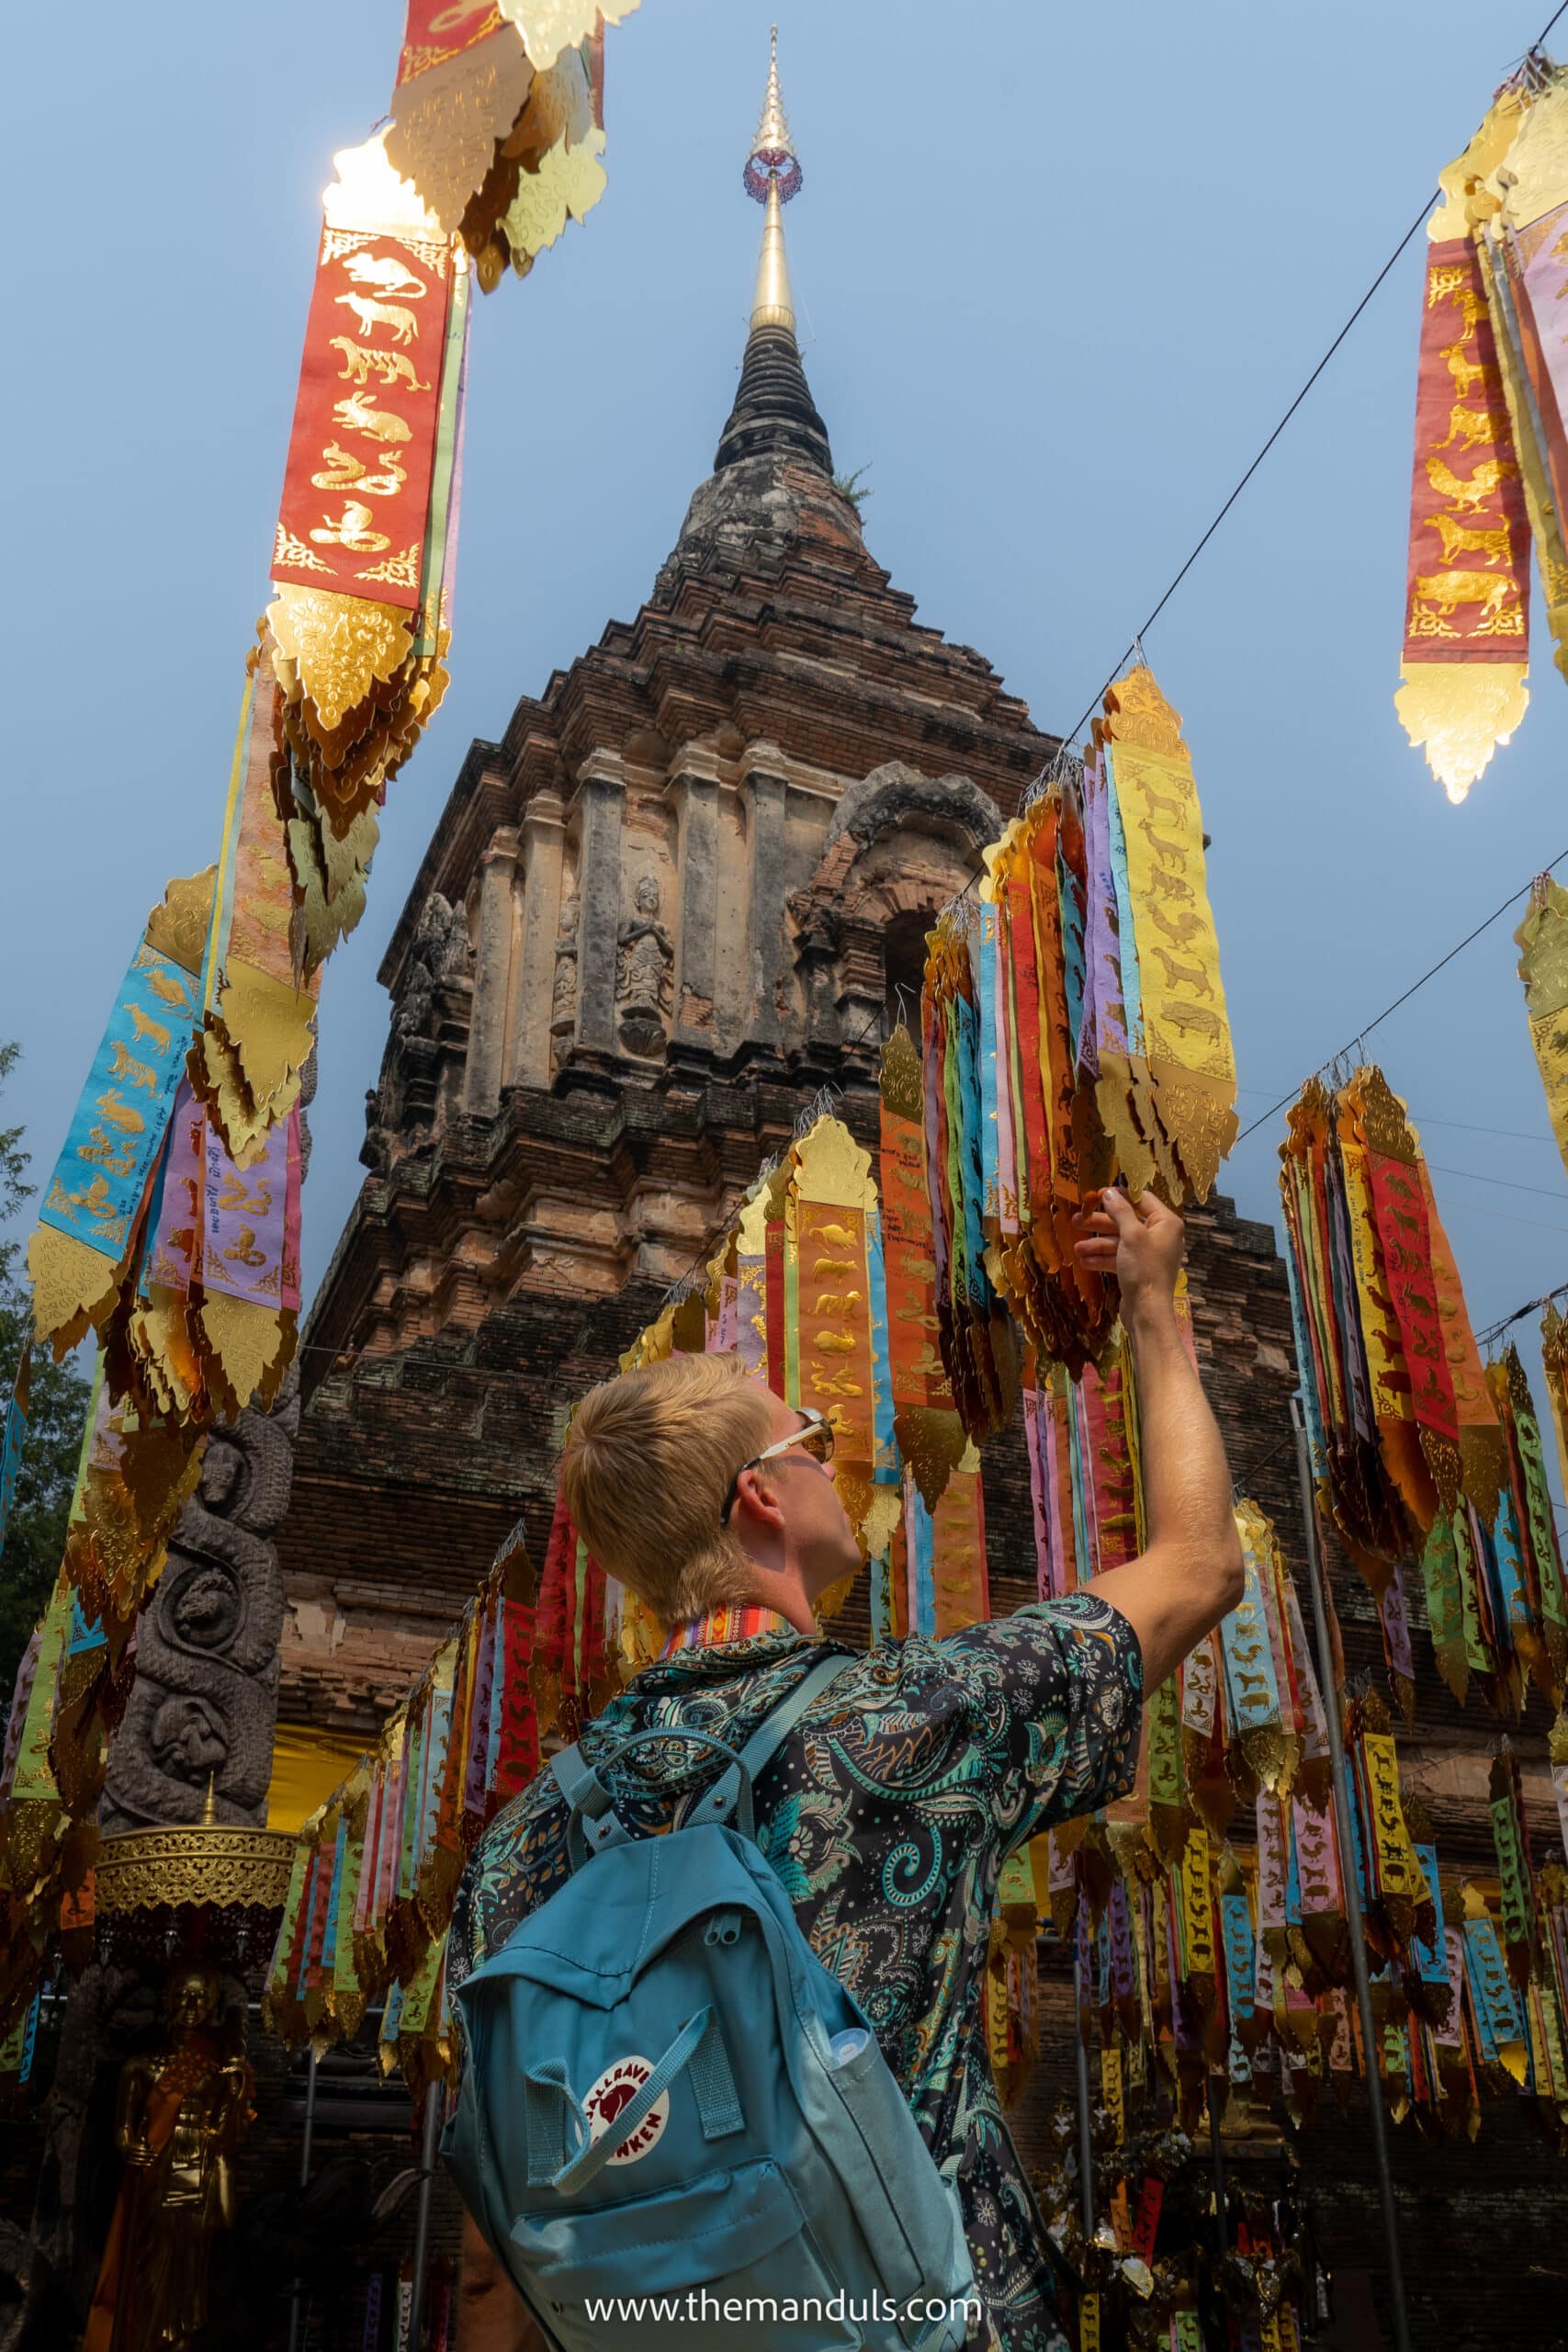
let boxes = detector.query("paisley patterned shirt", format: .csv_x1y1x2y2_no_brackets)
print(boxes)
450,1593,1142,2352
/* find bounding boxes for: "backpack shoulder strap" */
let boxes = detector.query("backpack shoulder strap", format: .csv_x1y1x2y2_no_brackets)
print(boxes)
682,1649,854,1834
553,1649,855,1860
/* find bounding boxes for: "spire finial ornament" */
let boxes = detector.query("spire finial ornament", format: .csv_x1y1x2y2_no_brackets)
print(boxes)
744,26,801,203
744,27,800,335
710,27,833,477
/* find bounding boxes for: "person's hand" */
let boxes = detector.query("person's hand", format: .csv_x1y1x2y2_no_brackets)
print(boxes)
1071,1186,1185,1319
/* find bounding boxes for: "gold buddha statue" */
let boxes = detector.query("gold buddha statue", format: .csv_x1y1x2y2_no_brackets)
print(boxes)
82,1967,254,2352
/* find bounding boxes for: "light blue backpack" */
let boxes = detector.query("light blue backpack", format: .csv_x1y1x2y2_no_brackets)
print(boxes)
445,1652,979,2352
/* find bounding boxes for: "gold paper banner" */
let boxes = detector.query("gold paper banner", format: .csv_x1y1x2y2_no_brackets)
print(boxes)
1104,663,1237,1198
1396,227,1530,801
1516,874,1568,1182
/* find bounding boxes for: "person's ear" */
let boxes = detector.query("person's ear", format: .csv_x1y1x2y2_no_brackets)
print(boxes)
733,1464,787,1532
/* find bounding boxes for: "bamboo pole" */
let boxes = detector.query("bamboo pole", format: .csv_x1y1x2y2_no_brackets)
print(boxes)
286,2045,319,2352
1290,1396,1413,2352
1072,1944,1096,2239
407,2077,444,2349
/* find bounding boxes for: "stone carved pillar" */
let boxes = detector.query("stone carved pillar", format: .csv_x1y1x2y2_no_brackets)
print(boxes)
464,827,519,1118
99,1381,298,1834
739,748,788,1057
571,757,626,1060
100,1059,316,1832
509,790,566,1091
667,752,720,1074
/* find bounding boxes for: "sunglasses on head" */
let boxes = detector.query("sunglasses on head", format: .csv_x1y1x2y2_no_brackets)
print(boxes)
719,1408,835,1526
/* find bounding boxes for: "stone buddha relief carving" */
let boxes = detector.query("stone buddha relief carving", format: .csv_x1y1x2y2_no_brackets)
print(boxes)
616,873,673,1057
551,887,581,1038
550,882,581,1082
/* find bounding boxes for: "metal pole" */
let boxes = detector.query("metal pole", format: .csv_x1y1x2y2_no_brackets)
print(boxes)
1290,1396,1414,2352
1206,2077,1228,2264
1071,1946,1096,2240
408,2077,444,2349
286,2046,319,2352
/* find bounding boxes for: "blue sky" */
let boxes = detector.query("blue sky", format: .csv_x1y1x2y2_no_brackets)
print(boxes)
6,1,1568,1463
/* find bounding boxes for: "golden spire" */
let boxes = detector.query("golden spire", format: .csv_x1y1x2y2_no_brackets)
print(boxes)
743,25,803,337
750,25,795,166
751,180,795,334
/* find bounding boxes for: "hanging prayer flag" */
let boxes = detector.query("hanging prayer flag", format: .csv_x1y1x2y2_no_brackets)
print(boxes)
920,921,1021,1441
28,873,213,1356
879,1023,965,1510
1393,68,1568,792
1492,1345,1568,1700
1395,226,1530,801
0,1350,28,1560
2,0,647,2011
273,164,455,613
388,5,536,241
1461,1883,1529,2084
791,1115,884,1559
266,1521,535,2079
1220,1508,1290,1800
387,7,617,286
1280,1060,1541,1710
1489,1741,1537,1984
1516,874,1568,1182
918,660,1233,1449
1488,71,1568,680
268,137,469,846
190,662,319,1168
1100,665,1238,1198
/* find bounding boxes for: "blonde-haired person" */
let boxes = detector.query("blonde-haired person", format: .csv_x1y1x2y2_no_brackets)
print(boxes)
450,1187,1243,2352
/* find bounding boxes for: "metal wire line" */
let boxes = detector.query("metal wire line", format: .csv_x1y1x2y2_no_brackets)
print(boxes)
1233,849,1568,1147
1045,0,1568,758
1477,1276,1568,1349
947,6,1568,902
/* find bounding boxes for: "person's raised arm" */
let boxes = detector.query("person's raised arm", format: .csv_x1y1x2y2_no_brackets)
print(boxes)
1072,1188,1245,1690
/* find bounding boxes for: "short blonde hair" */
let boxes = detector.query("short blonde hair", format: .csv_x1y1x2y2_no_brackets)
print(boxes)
559,1353,776,1624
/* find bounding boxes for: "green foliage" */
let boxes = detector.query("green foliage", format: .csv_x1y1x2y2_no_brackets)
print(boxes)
833,464,874,514
0,1041,90,1722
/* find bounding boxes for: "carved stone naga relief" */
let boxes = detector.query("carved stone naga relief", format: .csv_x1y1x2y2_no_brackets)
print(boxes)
99,1377,296,1834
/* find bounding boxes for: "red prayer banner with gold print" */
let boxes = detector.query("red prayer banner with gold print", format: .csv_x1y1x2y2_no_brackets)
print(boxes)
1357,1069,1461,1505
397,0,505,85
274,199,454,610
1418,1161,1506,1521
878,1023,964,1512
1395,235,1530,802
878,1027,949,1416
